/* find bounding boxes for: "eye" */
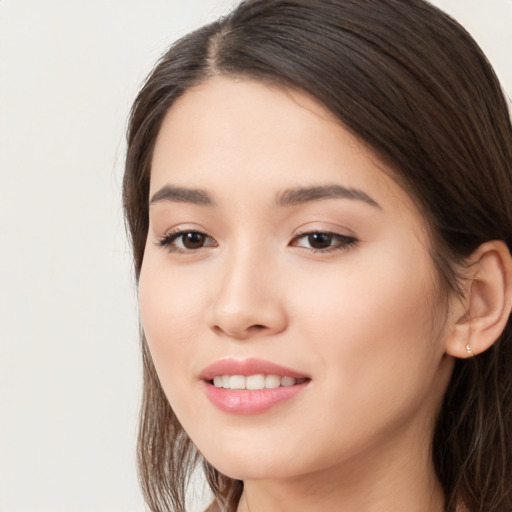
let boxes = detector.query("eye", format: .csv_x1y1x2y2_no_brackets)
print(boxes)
157,230,217,253
291,231,357,252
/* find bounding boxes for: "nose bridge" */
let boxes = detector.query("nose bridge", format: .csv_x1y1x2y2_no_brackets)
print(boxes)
209,237,287,338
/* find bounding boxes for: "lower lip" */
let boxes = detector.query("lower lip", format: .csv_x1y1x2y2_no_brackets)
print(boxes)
202,381,309,414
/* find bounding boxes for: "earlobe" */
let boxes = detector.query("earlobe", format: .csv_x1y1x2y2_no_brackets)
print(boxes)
445,241,512,359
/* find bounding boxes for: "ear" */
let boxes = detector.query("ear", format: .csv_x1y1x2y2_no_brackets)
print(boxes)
444,241,512,359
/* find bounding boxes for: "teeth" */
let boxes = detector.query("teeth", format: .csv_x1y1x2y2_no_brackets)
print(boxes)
211,374,298,390
281,376,296,387
265,375,281,389
229,375,245,390
246,374,265,390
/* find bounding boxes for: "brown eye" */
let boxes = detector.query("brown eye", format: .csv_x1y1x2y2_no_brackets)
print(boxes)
181,231,206,249
291,231,358,253
307,233,333,249
157,230,217,253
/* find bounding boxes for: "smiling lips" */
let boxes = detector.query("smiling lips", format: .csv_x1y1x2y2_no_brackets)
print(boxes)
200,358,310,414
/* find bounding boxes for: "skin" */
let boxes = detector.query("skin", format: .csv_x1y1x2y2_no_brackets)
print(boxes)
138,76,462,511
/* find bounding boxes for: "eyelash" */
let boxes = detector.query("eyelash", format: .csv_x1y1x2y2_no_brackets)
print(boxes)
290,231,358,253
156,229,217,254
156,229,358,254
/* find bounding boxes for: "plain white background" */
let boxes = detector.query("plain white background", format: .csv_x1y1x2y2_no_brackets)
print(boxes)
0,1,510,511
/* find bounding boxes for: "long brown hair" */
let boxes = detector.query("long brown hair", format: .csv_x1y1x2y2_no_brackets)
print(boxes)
123,1,512,511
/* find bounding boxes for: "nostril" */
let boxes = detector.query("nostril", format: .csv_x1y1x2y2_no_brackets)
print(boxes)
211,323,268,338
249,324,266,332
212,325,224,336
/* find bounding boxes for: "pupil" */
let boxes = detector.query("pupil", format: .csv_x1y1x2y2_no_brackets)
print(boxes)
308,233,332,249
183,232,205,249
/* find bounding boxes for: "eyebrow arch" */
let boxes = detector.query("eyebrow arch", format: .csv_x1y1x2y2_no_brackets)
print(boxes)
276,185,381,209
149,185,215,207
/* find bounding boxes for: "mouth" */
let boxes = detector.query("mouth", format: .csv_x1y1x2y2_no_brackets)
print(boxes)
200,358,311,414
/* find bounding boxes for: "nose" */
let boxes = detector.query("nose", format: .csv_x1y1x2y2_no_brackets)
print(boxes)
207,248,288,340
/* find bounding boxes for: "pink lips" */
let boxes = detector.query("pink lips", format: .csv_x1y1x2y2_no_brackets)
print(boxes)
200,358,310,415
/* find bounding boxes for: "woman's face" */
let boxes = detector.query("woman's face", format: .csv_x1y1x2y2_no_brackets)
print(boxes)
139,77,455,480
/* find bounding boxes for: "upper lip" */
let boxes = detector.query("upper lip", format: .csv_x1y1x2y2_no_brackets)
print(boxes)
199,357,310,381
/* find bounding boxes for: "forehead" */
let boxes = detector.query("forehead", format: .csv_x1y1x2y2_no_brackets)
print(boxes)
150,76,417,219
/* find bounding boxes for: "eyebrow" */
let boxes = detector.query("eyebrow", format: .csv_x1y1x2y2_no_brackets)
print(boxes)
149,185,215,206
276,185,381,208
149,183,380,209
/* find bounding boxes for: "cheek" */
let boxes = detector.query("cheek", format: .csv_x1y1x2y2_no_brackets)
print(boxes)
138,252,205,372
291,244,440,399
137,255,213,429
275,252,444,467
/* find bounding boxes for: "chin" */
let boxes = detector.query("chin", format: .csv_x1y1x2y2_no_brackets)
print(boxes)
206,457,297,482
192,434,296,480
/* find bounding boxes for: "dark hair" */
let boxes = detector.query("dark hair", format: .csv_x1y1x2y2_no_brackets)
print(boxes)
123,1,512,511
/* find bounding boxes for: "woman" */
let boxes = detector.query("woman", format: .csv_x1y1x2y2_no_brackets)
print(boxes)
123,1,512,511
